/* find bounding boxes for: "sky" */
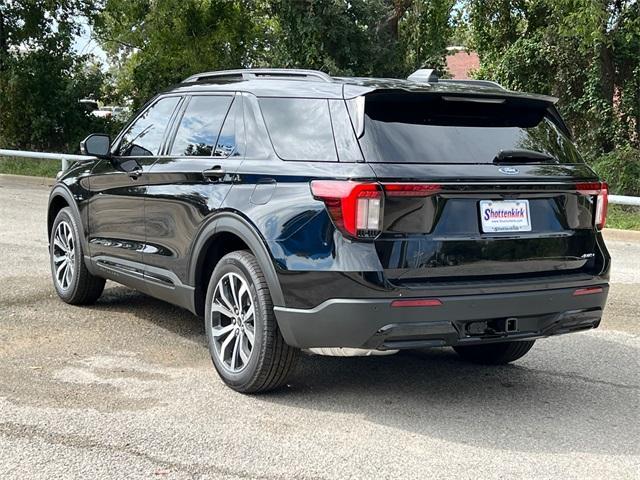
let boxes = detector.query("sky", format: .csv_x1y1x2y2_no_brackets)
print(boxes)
72,17,108,66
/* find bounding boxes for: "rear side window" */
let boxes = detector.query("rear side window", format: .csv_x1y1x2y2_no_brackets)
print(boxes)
358,93,583,164
259,98,337,161
171,95,233,156
116,96,180,156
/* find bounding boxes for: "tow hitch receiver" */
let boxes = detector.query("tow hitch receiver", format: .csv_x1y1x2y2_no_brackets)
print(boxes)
466,317,519,336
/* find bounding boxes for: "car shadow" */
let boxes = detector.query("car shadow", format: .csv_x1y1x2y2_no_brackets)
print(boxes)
92,283,206,343
262,336,639,457
90,284,639,457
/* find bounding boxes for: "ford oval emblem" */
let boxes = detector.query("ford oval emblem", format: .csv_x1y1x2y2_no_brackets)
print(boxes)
498,167,520,175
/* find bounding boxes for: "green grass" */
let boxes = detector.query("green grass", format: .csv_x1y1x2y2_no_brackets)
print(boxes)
606,204,640,231
0,157,60,178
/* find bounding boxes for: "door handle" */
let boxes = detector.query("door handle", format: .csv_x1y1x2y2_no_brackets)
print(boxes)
127,166,142,179
202,165,226,180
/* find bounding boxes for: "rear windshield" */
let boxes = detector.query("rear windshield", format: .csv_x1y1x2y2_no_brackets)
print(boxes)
358,93,583,164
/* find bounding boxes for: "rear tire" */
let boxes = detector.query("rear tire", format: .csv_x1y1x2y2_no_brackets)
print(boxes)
453,340,535,365
205,250,299,393
50,207,105,305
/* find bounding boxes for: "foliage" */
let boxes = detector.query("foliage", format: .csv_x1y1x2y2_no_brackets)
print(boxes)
466,0,639,157
92,0,458,107
591,147,640,196
399,0,456,73
265,0,405,77
93,0,270,109
0,1,110,152
1,0,638,201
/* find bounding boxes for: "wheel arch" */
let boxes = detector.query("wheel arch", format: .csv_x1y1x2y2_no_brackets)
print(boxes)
47,185,87,249
189,212,285,317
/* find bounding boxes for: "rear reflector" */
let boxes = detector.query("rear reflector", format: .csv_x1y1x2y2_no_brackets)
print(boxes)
573,287,604,296
391,298,443,308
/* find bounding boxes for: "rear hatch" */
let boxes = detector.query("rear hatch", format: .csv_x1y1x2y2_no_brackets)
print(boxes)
352,90,607,285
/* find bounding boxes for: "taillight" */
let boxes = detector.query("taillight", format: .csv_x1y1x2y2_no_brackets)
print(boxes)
383,183,441,197
311,181,442,238
310,181,382,238
577,181,608,230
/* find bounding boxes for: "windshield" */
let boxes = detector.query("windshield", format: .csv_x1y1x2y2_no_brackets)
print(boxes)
358,93,583,164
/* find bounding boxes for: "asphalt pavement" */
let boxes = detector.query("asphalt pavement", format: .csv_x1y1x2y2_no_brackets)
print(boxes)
1,175,638,479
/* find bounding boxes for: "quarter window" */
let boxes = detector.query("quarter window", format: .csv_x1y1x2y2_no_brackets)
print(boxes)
215,97,242,157
116,96,180,157
171,95,233,157
259,98,337,161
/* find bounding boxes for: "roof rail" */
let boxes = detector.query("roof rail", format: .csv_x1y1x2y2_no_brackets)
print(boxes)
182,68,333,84
439,79,506,90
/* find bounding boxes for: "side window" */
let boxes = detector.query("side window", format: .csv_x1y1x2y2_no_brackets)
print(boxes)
259,98,338,161
170,95,233,157
215,96,244,157
116,97,180,156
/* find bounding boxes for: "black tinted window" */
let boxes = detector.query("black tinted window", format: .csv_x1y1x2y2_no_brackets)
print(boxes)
171,95,232,157
260,98,337,161
359,93,582,164
117,97,180,156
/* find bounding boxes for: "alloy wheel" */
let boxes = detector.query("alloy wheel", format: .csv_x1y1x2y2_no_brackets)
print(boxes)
52,221,75,291
210,272,256,373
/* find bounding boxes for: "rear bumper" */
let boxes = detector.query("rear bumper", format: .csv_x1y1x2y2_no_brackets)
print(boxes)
274,285,608,349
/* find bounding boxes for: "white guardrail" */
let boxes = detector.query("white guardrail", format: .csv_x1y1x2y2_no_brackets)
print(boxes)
609,195,640,207
0,148,639,206
0,149,95,173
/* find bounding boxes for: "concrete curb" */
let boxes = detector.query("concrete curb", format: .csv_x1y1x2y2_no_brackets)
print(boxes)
0,173,56,187
603,228,640,242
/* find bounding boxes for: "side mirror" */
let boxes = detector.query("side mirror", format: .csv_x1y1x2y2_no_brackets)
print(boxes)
80,133,111,158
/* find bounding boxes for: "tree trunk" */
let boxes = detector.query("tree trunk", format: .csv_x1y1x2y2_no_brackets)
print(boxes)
597,39,616,152
0,9,6,72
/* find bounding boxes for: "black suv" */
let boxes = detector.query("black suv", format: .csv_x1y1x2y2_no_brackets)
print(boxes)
48,68,610,393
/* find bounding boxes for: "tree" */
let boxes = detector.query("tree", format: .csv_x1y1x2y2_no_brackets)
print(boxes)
92,0,459,107
265,0,404,76
93,0,269,108
466,0,639,160
399,0,456,73
0,1,108,151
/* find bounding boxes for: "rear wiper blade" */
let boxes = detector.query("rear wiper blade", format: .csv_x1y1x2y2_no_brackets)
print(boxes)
493,149,557,164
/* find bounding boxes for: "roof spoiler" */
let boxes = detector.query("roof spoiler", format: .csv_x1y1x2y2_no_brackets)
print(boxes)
407,69,439,83
407,68,507,90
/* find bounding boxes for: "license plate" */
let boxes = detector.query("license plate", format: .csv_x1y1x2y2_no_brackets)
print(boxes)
479,200,531,233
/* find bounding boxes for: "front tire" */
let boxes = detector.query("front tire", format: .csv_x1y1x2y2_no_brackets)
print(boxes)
205,250,298,393
453,340,535,365
50,207,105,305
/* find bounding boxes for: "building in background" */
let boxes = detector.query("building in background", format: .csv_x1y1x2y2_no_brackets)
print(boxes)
445,47,480,79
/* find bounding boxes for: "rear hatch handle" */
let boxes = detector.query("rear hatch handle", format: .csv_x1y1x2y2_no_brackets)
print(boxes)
493,149,557,164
